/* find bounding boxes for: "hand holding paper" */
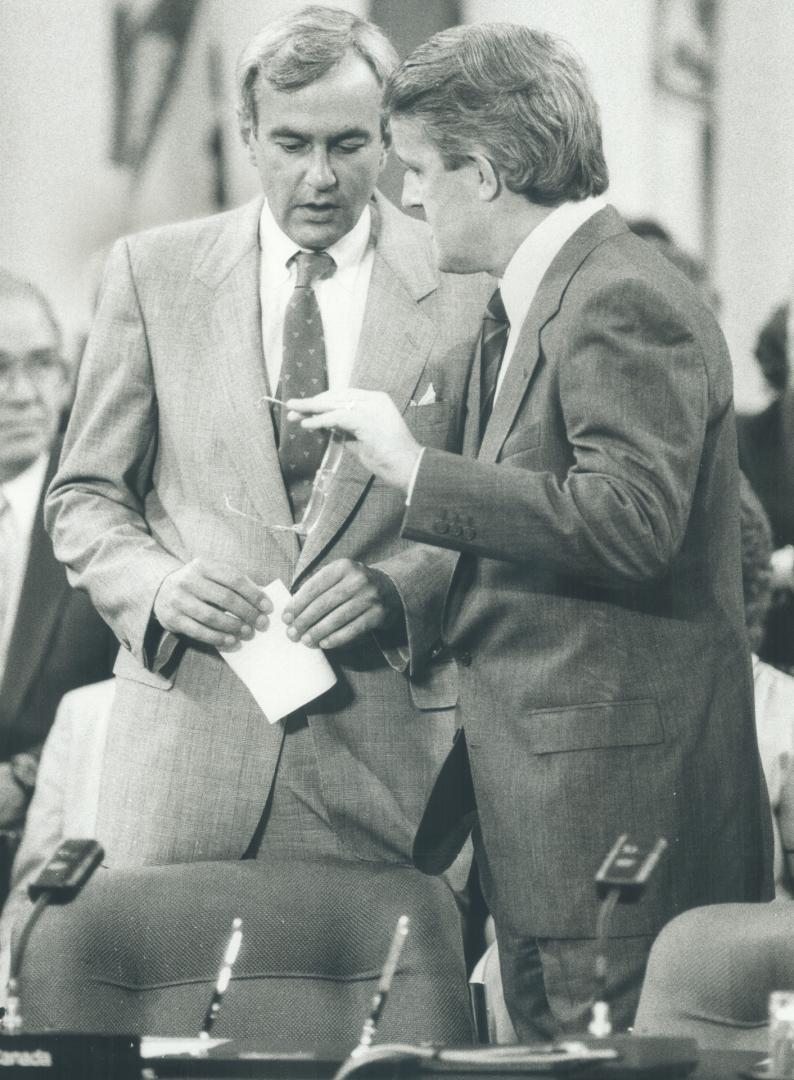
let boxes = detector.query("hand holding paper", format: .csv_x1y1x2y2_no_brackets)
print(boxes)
219,579,336,722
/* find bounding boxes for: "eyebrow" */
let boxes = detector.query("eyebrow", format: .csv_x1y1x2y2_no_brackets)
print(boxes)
268,126,372,143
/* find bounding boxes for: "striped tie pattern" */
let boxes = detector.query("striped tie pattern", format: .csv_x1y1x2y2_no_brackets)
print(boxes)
478,287,510,444
276,250,336,522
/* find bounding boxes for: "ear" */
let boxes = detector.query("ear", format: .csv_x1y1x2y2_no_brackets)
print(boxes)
237,111,258,167
470,152,500,202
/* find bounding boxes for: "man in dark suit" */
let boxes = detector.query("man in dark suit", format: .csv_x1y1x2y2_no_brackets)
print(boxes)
287,23,774,1039
0,270,116,899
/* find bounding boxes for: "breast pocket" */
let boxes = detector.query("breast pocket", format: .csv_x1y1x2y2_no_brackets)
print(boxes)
404,402,454,448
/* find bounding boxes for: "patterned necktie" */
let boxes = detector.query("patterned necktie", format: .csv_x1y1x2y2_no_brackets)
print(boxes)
276,250,336,521
478,287,510,444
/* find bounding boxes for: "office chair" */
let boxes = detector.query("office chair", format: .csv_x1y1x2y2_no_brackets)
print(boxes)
634,900,794,1049
14,855,475,1045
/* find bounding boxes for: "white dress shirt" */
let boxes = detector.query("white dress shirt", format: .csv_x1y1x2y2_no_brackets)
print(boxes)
407,196,606,502
258,201,375,395
495,195,606,399
0,454,48,683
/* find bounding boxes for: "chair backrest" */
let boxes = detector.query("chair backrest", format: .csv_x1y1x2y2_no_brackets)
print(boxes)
16,855,474,1046
634,900,794,1051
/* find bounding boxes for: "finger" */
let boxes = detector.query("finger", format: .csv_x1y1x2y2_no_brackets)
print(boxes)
170,613,238,649
285,391,349,415
285,563,349,622
175,594,252,636
288,574,371,637
316,610,382,650
191,578,264,627
294,593,376,645
294,409,359,433
198,562,272,614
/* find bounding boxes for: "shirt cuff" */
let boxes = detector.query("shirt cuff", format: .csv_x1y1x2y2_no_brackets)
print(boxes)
405,447,426,506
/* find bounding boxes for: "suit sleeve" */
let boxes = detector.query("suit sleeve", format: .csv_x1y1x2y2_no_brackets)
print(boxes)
369,542,458,675
403,277,709,585
45,239,183,666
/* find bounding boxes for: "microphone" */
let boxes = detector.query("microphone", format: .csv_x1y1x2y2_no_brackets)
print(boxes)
588,834,668,1036
333,914,410,1080
3,838,104,1033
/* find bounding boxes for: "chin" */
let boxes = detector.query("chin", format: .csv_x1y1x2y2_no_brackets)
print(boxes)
289,217,351,251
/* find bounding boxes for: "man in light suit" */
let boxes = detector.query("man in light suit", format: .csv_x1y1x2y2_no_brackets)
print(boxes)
0,272,116,902
289,23,774,1037
46,7,488,883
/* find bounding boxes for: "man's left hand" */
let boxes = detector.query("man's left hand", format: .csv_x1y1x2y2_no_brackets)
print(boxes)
0,763,29,829
284,558,404,649
286,390,421,493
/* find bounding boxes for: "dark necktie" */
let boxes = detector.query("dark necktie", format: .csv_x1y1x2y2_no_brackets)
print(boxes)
478,287,510,444
276,250,336,521
0,489,18,678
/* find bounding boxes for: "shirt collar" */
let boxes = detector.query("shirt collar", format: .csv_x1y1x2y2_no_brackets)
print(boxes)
500,196,606,332
259,200,372,281
2,453,48,524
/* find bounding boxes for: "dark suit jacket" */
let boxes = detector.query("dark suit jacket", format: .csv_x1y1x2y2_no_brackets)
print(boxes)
0,439,117,760
737,394,794,668
405,205,774,939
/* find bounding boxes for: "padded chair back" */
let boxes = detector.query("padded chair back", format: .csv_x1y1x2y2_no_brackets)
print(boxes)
634,901,794,1050
17,855,474,1045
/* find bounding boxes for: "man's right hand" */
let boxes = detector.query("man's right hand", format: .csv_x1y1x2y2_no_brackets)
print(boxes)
153,558,272,648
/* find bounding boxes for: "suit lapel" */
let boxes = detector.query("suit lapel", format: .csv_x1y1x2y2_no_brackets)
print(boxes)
1,451,69,721
196,199,298,566
479,205,627,464
294,196,438,578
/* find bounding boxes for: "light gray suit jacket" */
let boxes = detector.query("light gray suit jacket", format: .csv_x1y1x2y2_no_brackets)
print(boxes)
406,206,774,938
46,194,491,872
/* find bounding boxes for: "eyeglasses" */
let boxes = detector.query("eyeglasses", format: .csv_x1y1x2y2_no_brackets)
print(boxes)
0,350,64,393
225,428,347,539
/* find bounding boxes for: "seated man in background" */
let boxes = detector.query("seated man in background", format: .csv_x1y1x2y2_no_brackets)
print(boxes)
0,271,116,902
0,678,115,1005
740,476,794,896
738,302,794,670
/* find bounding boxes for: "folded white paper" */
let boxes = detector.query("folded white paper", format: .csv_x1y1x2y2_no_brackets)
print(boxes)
219,578,337,723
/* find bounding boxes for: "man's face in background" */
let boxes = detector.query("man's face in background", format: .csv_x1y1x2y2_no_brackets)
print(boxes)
0,292,65,481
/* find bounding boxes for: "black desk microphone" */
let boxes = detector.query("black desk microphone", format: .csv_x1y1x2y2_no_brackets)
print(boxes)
3,838,104,1033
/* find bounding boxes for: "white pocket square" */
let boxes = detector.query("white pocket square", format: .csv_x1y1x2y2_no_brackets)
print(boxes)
411,383,438,406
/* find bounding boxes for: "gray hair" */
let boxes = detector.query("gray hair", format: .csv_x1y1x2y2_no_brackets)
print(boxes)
0,268,61,349
384,23,609,205
237,5,398,143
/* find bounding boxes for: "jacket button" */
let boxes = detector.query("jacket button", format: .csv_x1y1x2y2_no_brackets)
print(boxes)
434,519,450,534
463,527,475,541
430,640,447,660
457,650,473,667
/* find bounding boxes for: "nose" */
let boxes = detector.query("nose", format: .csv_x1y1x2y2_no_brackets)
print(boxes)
401,171,421,210
2,363,39,402
306,147,336,191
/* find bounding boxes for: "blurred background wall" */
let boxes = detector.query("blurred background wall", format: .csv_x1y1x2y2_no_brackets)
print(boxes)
1,0,792,412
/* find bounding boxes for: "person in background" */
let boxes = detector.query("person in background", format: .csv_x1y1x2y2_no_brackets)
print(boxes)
0,271,116,904
288,21,773,1037
740,476,794,896
45,7,489,896
738,302,794,670
0,678,115,1006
